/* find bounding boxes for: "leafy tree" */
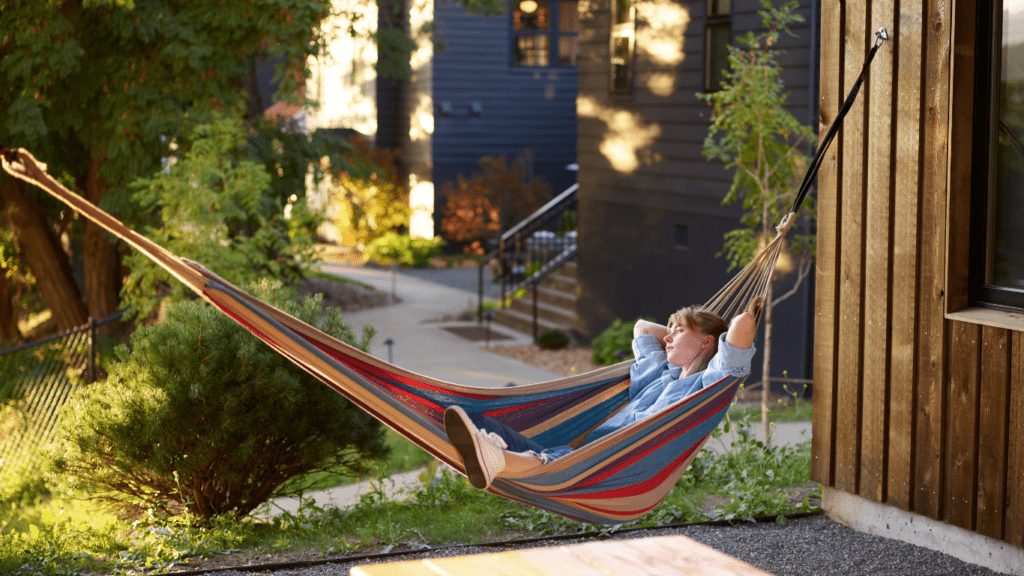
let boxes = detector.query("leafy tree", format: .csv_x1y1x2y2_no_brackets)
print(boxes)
0,0,333,330
118,114,322,320
699,0,816,445
49,280,387,523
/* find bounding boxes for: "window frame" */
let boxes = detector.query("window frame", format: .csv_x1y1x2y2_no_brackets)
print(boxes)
510,0,580,69
945,0,1024,329
609,0,635,96
703,0,732,92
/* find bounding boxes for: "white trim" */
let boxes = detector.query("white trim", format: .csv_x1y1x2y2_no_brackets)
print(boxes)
823,487,1024,576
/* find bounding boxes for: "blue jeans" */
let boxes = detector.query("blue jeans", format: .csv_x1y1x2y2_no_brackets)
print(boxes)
465,411,573,460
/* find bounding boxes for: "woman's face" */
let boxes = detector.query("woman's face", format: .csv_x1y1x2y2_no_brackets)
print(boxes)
663,321,713,369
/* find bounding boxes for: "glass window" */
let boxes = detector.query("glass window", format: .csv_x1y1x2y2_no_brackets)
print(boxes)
610,0,635,95
970,0,1024,309
512,0,578,67
704,0,732,91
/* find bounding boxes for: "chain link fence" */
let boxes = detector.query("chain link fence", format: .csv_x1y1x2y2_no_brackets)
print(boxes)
0,312,131,496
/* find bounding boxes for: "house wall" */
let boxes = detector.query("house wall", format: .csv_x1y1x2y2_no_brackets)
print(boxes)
575,0,818,384
811,0,1024,548
431,1,581,234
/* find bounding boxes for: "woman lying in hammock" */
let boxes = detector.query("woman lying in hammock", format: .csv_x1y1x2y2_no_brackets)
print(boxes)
445,302,759,490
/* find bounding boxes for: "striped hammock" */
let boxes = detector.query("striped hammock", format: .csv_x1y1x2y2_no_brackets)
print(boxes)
1,149,789,524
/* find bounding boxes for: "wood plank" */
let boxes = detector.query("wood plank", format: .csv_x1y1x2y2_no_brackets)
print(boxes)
834,0,870,496
913,0,952,521
976,326,1009,540
945,321,980,531
1005,331,1024,546
859,0,896,504
350,535,775,576
811,0,845,488
943,0,978,313
888,3,925,511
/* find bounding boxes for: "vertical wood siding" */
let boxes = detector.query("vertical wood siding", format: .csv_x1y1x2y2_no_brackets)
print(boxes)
812,0,1023,547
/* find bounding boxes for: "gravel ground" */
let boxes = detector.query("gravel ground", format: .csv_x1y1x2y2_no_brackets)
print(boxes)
199,515,1008,576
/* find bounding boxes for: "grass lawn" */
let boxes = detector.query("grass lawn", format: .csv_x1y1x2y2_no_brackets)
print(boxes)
0,412,818,576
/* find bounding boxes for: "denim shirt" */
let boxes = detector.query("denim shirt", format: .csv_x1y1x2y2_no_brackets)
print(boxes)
581,333,755,444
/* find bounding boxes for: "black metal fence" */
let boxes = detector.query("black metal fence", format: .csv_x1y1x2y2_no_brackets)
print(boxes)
0,311,130,493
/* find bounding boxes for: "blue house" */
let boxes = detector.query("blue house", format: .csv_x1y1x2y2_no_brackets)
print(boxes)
305,0,580,239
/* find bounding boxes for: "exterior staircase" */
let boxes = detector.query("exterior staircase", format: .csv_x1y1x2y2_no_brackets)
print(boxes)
491,262,581,340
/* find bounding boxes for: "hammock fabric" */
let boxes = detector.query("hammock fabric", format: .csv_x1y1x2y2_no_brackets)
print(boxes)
0,150,768,524
0,33,886,522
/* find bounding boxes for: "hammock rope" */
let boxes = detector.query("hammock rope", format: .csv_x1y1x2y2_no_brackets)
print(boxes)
0,28,886,524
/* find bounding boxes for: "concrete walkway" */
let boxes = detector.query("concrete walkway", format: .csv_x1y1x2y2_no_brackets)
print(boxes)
268,263,811,516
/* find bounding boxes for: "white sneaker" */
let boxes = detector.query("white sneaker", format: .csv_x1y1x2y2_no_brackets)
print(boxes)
444,406,506,489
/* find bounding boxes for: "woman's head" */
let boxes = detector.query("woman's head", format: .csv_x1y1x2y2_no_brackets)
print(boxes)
664,306,729,372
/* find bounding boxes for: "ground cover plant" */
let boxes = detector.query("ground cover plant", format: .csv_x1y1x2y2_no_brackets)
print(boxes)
1,410,817,575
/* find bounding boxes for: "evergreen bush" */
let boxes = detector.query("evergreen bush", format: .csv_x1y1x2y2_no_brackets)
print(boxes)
49,280,388,523
590,316,654,366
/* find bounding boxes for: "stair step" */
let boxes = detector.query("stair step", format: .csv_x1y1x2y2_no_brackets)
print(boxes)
508,297,578,326
491,307,567,339
509,284,577,310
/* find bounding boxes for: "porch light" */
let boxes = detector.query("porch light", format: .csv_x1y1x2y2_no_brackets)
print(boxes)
519,0,538,13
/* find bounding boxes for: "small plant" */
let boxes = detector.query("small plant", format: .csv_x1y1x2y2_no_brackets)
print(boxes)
536,329,570,350
591,316,654,366
363,233,445,268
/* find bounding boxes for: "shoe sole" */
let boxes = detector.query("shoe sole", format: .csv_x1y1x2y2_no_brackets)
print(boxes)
444,407,489,489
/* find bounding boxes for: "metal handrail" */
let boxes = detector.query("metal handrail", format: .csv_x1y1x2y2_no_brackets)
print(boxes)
477,184,579,336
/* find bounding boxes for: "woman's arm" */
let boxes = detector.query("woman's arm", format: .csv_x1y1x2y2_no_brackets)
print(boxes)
725,312,756,349
633,319,668,341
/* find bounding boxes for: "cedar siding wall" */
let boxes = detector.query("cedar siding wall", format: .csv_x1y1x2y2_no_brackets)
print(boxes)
811,0,1024,547
575,0,817,383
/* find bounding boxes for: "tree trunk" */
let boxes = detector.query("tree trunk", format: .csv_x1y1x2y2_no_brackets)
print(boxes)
0,177,89,332
0,264,20,344
761,282,773,447
760,201,772,447
82,153,120,323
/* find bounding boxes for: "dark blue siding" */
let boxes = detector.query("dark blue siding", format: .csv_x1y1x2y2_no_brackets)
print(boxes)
431,2,579,199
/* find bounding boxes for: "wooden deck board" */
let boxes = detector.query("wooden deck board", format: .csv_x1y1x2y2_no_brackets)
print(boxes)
350,536,774,576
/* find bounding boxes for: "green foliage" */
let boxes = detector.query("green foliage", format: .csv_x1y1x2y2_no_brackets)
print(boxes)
536,329,570,350
684,413,816,522
49,280,388,523
698,0,817,272
331,136,411,248
363,233,445,268
591,316,653,366
118,114,321,320
4,414,816,574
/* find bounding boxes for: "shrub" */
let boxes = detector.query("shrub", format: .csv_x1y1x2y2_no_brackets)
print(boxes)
591,316,654,366
536,329,569,350
49,280,388,523
439,155,551,254
331,135,411,248
363,233,444,268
